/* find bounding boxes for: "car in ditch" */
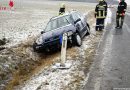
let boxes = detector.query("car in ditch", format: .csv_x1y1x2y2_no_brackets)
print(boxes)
33,11,90,52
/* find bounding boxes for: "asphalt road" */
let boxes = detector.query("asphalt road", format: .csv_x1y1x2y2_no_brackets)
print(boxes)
83,7,130,90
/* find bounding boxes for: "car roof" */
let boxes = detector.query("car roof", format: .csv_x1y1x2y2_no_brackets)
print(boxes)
50,11,78,20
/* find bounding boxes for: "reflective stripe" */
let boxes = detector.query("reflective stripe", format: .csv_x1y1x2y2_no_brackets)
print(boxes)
96,16,106,18
99,24,104,26
103,11,105,17
99,11,101,18
96,24,104,26
119,5,125,6
96,11,105,18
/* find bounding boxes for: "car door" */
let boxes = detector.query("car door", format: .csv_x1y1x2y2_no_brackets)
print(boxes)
72,12,84,38
49,18,62,43
61,15,76,34
76,12,87,37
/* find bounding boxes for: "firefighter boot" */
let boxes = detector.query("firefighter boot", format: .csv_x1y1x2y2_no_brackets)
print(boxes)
95,26,99,31
99,25,103,31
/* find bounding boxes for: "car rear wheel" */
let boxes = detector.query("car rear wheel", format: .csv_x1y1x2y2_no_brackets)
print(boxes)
73,33,82,46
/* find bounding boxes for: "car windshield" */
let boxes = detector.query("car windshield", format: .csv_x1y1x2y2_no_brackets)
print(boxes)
44,15,71,32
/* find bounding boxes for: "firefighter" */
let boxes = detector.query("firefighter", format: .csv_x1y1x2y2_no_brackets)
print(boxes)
59,3,65,15
95,0,107,31
115,0,127,29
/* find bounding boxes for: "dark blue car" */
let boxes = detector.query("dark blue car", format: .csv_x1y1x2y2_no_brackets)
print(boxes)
33,11,90,52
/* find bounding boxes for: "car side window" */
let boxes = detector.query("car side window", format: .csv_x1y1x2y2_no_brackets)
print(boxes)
65,15,73,24
52,19,58,30
45,19,58,32
58,16,70,28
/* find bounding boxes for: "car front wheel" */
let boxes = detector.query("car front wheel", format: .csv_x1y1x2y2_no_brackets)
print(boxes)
73,33,82,46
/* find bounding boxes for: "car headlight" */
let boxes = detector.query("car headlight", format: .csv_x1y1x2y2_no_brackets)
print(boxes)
36,36,44,44
67,31,73,36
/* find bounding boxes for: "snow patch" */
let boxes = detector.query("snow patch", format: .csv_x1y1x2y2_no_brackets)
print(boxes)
105,8,112,26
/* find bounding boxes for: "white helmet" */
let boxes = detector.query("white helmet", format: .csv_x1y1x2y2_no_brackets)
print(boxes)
60,3,65,8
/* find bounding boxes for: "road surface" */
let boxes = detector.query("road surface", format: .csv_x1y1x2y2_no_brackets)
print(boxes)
84,6,130,90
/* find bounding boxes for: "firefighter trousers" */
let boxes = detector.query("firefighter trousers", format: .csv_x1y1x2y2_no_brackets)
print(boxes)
116,15,125,28
96,18,105,31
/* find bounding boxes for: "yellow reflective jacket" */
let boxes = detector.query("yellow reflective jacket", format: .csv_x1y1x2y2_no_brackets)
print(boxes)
95,4,107,19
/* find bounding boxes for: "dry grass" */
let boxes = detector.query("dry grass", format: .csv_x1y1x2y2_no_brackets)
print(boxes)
6,71,20,90
6,62,34,90
67,48,78,59
31,52,60,75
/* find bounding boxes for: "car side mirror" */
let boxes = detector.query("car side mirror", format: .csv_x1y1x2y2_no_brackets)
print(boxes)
41,31,45,34
74,18,81,24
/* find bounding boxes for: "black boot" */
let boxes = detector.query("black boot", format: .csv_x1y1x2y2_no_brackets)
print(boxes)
95,26,98,31
119,26,122,29
115,26,120,29
99,26,102,31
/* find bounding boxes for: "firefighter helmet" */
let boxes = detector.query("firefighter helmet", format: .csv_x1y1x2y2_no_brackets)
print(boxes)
60,3,65,8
